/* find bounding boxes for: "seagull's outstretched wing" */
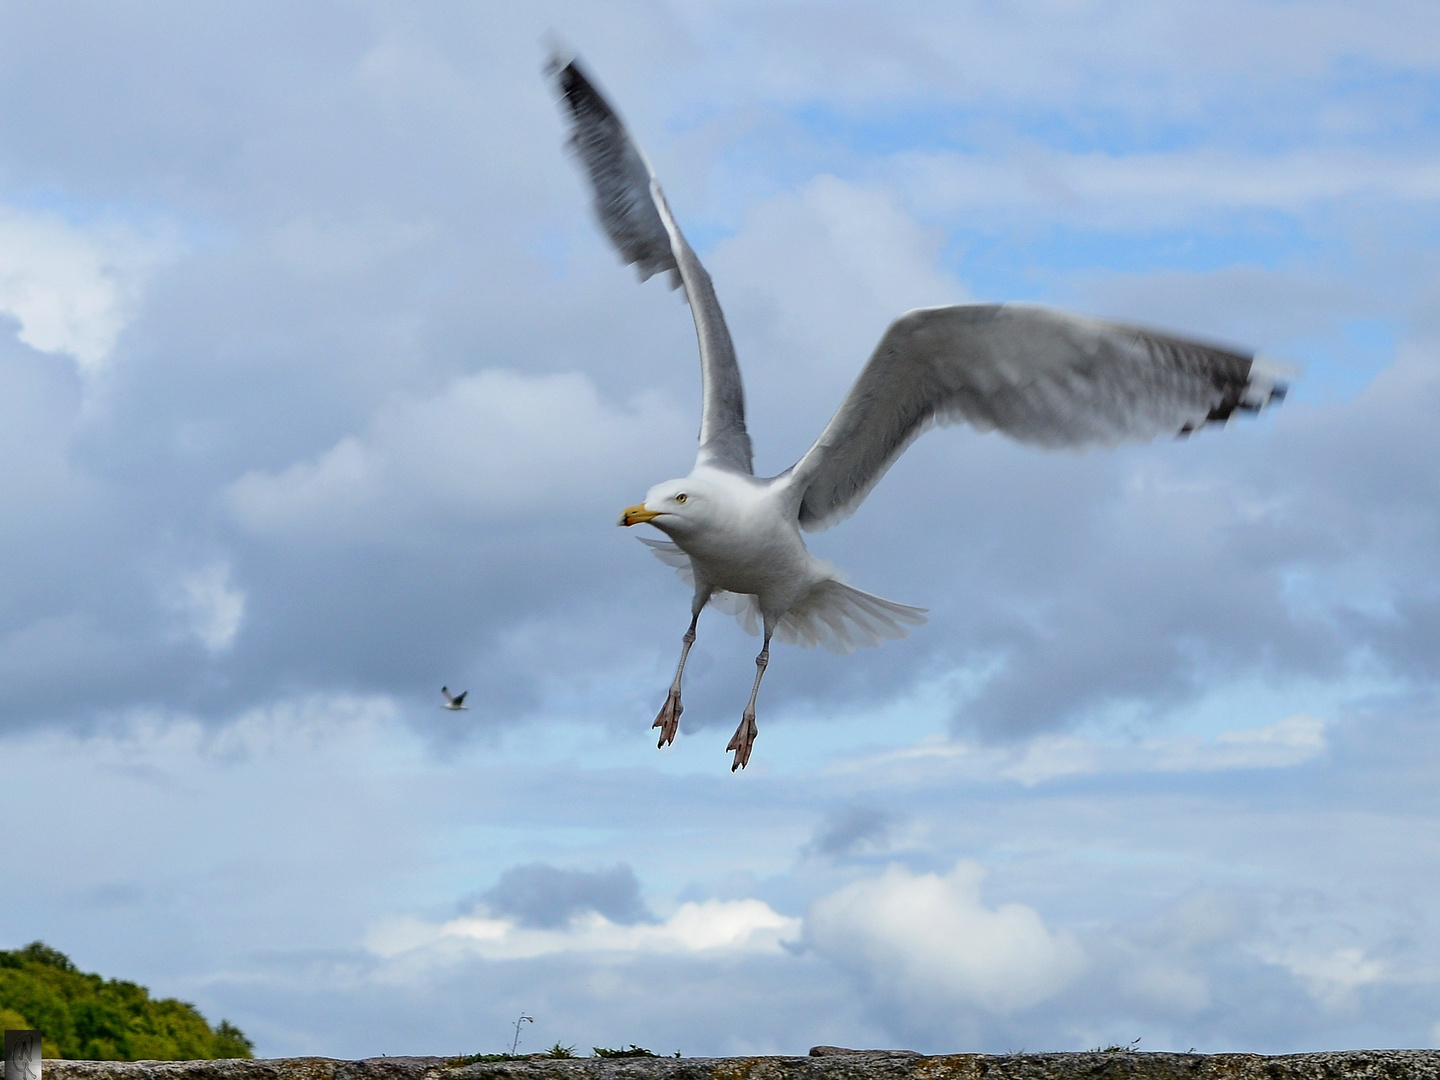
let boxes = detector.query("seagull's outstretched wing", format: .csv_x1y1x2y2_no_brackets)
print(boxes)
547,54,753,475
789,303,1289,532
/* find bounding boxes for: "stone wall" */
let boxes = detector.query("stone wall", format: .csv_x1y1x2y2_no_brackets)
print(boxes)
38,1049,1440,1080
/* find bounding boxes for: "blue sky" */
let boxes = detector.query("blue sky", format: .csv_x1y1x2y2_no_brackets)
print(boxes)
2,0,1440,1059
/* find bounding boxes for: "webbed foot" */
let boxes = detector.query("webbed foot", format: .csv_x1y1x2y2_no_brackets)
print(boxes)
653,689,683,748
725,710,758,772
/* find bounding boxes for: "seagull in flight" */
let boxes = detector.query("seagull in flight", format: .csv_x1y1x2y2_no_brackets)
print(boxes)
441,686,469,711
546,54,1288,771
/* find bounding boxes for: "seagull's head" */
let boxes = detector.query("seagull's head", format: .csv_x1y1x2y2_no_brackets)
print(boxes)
620,477,714,538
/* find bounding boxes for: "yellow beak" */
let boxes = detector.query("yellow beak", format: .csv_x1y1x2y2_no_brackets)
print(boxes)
620,503,660,526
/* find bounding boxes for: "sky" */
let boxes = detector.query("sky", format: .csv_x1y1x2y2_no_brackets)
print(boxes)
2,0,1440,1060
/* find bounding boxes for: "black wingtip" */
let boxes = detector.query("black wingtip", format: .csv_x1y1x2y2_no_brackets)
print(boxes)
545,48,597,107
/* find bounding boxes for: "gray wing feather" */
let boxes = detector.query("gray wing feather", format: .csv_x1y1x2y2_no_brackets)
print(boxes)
791,303,1289,532
547,55,753,475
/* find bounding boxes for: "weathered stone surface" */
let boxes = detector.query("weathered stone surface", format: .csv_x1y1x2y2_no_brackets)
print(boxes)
38,1050,1440,1080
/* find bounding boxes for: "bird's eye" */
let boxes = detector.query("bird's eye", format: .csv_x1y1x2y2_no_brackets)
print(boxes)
675,493,688,503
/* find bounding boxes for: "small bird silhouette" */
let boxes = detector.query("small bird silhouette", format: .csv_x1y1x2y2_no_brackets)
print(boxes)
441,686,468,711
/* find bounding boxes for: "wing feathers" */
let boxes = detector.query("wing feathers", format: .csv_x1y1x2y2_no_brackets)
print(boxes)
547,57,679,287
792,304,1288,532
547,55,753,475
648,181,754,473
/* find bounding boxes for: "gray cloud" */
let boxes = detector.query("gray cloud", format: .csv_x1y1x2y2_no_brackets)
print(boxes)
0,0,1438,1061
0,0,1430,751
6,681,1440,1055
477,863,652,929
808,806,893,860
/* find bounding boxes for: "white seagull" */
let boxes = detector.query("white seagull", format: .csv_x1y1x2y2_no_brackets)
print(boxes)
547,55,1288,771
441,686,469,711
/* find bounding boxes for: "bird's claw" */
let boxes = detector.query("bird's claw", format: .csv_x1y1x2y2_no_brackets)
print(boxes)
726,711,758,771
653,689,683,748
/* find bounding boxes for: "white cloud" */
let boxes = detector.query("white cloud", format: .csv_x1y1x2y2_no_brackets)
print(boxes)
718,176,960,328
1260,945,1387,1009
0,205,172,375
226,369,689,542
707,0,1440,109
171,561,246,652
848,714,1327,786
364,898,800,964
1104,892,1251,1018
805,861,1084,1013
5,0,1440,1059
892,148,1440,231
710,176,965,467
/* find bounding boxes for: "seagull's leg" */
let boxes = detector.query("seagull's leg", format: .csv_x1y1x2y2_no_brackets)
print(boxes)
654,588,710,748
726,624,773,772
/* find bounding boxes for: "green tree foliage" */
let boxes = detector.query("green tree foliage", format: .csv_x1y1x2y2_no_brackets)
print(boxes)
0,942,254,1061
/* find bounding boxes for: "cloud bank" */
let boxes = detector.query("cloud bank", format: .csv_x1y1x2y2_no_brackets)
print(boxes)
0,0,1436,1060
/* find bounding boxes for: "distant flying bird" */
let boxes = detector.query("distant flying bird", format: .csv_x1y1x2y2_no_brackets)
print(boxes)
546,54,1288,771
441,686,469,711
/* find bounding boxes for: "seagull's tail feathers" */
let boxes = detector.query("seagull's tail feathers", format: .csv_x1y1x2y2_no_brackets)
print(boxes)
712,581,927,654
775,581,927,654
710,587,926,654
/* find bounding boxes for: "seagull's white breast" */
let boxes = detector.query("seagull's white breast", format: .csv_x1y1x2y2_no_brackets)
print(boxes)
666,469,832,614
